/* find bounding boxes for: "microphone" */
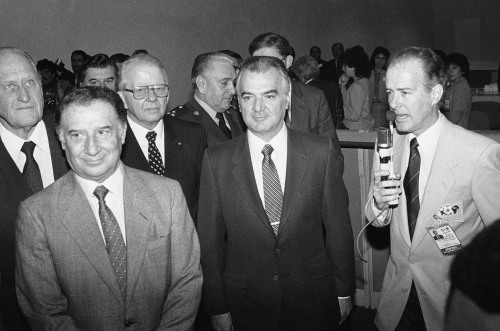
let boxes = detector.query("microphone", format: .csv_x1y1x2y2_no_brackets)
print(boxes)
377,110,397,205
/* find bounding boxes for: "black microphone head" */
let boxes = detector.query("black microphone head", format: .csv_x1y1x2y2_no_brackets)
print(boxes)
386,110,396,122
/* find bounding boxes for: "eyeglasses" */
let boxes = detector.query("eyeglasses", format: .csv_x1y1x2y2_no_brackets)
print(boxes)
123,84,169,100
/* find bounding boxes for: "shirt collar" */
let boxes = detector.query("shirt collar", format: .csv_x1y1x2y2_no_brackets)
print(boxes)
247,123,288,159
75,161,125,201
408,112,444,158
194,94,220,121
127,116,164,146
0,119,50,156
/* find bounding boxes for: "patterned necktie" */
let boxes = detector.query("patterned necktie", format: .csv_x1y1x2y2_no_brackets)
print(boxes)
262,145,283,235
93,185,127,299
284,108,291,128
215,112,232,139
21,141,44,194
146,131,165,176
404,138,420,240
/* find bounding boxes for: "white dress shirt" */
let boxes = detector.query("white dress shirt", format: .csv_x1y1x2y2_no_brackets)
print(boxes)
194,94,231,129
75,162,127,244
0,120,55,187
127,116,165,166
247,123,288,207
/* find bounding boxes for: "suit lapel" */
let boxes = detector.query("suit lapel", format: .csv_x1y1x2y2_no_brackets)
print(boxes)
163,116,192,178
230,135,272,233
58,172,124,307
193,99,229,145
121,167,152,308
290,81,307,130
44,119,69,179
122,123,151,172
411,121,457,252
279,130,308,234
0,137,32,199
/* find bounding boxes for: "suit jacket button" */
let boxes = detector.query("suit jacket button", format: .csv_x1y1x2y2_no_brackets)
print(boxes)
125,320,134,327
409,257,415,264
275,249,281,254
273,275,279,281
401,288,408,293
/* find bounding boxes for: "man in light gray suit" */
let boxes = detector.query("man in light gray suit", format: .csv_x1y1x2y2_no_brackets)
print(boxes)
15,86,202,330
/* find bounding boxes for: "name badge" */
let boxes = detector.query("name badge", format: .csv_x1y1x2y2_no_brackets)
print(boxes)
427,223,462,256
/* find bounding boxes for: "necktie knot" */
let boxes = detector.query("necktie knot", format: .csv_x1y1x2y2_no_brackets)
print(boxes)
93,185,109,202
146,131,157,143
262,144,274,157
215,112,225,121
410,137,419,150
21,141,36,156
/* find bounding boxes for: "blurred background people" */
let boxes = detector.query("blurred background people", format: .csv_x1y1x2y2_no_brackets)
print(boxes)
442,52,472,129
324,42,344,82
70,49,88,87
292,55,344,128
369,46,391,128
110,53,130,70
80,53,118,91
309,45,330,81
339,46,374,131
36,59,72,115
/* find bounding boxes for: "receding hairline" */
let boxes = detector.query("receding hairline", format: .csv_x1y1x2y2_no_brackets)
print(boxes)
199,55,234,77
0,48,38,73
118,57,168,89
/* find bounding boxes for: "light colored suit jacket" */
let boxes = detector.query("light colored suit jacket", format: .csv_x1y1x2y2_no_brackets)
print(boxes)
365,117,500,331
16,166,202,331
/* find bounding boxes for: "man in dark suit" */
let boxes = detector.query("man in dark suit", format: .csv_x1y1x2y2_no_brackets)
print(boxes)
16,86,202,330
118,53,206,221
171,52,246,147
249,32,344,169
292,55,344,128
197,56,355,331
0,47,69,330
309,46,330,81
324,42,345,82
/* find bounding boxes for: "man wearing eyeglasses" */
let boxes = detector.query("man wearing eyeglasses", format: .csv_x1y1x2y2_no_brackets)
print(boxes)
171,52,246,147
118,53,207,222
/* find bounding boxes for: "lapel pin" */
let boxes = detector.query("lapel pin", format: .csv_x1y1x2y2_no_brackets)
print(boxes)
194,111,199,116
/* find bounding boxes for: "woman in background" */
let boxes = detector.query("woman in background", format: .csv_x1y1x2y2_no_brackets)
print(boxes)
369,47,390,128
443,52,472,129
339,46,374,131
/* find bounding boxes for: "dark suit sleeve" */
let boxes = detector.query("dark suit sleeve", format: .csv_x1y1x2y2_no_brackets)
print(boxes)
15,201,81,330
317,90,344,172
322,140,355,297
197,151,229,316
157,181,203,330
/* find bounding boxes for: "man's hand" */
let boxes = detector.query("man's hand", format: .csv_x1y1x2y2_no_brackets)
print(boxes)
373,170,401,210
338,297,353,325
211,313,233,331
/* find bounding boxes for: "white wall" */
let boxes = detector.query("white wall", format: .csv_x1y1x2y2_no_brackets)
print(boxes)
0,0,433,109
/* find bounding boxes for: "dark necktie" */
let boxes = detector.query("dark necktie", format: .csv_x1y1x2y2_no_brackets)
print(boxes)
21,141,44,194
262,145,283,235
146,131,165,176
215,112,232,139
93,185,127,299
284,108,291,128
404,138,420,240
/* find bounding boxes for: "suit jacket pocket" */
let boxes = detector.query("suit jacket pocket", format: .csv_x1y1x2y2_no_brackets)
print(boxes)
298,185,322,199
147,236,168,252
309,126,319,134
308,259,334,280
224,270,247,289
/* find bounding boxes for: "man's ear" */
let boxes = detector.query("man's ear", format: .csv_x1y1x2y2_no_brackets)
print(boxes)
56,129,66,150
117,91,128,109
196,76,207,94
283,55,293,70
120,123,127,144
431,84,444,106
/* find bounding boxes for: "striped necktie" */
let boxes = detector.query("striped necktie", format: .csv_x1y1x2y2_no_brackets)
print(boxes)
404,138,420,240
262,144,283,235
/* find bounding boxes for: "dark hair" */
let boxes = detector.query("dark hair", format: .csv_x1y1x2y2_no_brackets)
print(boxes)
132,49,148,56
36,59,57,75
388,47,446,91
71,50,87,58
191,52,234,89
291,55,320,82
447,220,500,314
248,32,293,58
341,46,371,78
445,52,470,76
331,43,344,53
370,46,391,70
310,46,321,54
56,86,127,130
80,53,118,83
433,49,446,62
236,56,290,96
110,53,130,65
218,50,243,63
